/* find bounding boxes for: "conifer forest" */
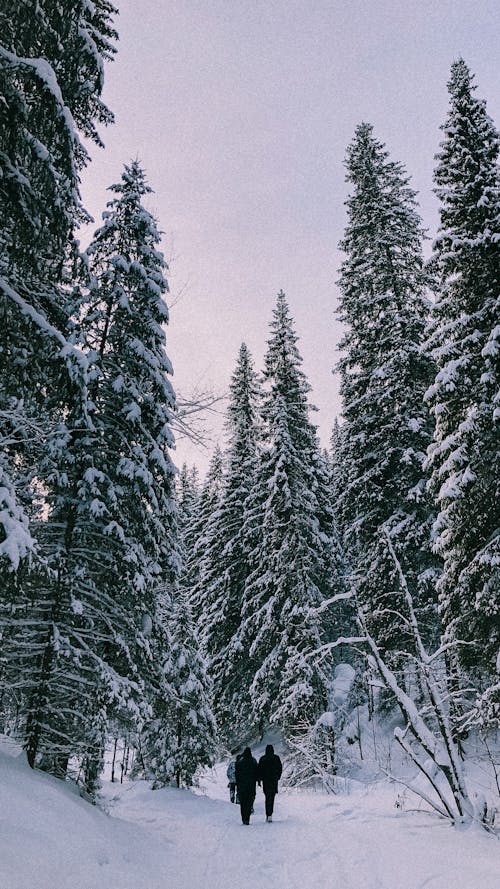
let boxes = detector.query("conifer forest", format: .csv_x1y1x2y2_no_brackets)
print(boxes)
1,3,500,881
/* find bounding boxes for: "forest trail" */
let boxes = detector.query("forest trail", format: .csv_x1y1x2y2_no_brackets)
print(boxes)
1,744,498,889
106,762,499,889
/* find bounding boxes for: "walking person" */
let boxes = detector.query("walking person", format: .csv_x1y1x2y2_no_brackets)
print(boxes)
235,746,258,825
226,752,240,803
257,744,282,822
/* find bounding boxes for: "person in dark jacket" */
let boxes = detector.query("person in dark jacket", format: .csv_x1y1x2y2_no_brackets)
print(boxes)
226,751,242,803
257,744,282,822
235,746,258,824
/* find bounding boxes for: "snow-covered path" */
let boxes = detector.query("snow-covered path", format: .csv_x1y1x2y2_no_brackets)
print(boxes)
1,744,499,889
109,765,499,889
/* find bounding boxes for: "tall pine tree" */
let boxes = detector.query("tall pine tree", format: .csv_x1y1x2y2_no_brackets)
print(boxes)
77,159,179,754
143,584,217,788
2,162,178,782
424,61,500,723
336,123,437,660
239,292,334,736
140,462,217,787
0,1,118,768
196,344,261,744
0,0,117,569
189,446,225,622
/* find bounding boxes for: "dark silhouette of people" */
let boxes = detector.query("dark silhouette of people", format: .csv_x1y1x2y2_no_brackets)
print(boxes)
235,746,258,824
257,744,282,822
226,751,241,803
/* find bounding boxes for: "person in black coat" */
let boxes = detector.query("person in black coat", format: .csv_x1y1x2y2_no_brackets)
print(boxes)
235,746,258,825
257,744,282,822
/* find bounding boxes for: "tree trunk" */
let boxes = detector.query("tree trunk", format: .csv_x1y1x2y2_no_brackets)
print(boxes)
111,736,118,783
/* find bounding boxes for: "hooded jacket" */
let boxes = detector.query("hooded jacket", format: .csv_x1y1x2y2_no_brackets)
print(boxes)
235,748,258,793
257,745,282,791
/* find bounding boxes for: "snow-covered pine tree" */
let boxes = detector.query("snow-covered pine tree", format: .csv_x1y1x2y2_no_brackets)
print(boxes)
175,463,200,592
329,420,349,535
424,61,500,721
188,446,225,622
0,1,117,760
239,292,334,737
139,462,216,788
0,0,116,268
177,464,200,539
143,585,217,788
77,160,178,767
196,344,260,745
0,0,117,570
336,123,438,660
2,161,178,783
312,445,352,651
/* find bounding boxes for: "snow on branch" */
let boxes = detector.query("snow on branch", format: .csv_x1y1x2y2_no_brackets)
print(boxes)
305,636,367,659
1,279,88,372
0,48,81,152
314,591,354,614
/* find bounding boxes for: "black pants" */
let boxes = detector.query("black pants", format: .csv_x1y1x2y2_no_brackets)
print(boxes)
263,783,277,817
239,789,255,824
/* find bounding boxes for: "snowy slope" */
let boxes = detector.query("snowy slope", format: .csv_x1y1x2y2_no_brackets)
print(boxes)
0,742,171,889
1,741,499,889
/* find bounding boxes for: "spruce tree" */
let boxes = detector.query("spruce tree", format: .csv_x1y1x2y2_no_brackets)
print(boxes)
0,0,117,763
336,123,437,657
0,1,117,566
78,159,179,747
0,0,116,279
329,420,348,535
239,292,333,736
176,464,200,592
140,464,217,787
313,445,351,648
196,344,260,744
2,162,178,780
189,446,225,622
143,586,216,788
177,465,200,540
425,61,500,717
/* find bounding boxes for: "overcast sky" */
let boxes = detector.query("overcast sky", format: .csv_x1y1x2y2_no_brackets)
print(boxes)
80,0,500,473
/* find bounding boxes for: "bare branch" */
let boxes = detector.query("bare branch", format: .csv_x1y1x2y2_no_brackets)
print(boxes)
172,387,227,448
379,766,449,820
315,591,353,614
305,636,367,659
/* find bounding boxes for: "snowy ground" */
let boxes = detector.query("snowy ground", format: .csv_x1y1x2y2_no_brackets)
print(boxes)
1,739,499,889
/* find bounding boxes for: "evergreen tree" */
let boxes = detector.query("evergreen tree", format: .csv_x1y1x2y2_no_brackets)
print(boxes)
313,445,352,648
0,0,116,279
175,463,200,595
196,344,260,744
329,420,348,535
1,162,178,781
336,123,437,657
239,292,334,736
0,1,117,567
189,446,225,621
78,159,179,753
0,0,117,767
140,463,216,788
424,61,500,716
177,464,200,537
143,586,217,788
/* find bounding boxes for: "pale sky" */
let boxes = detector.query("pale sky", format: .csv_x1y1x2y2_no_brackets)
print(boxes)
79,0,500,473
